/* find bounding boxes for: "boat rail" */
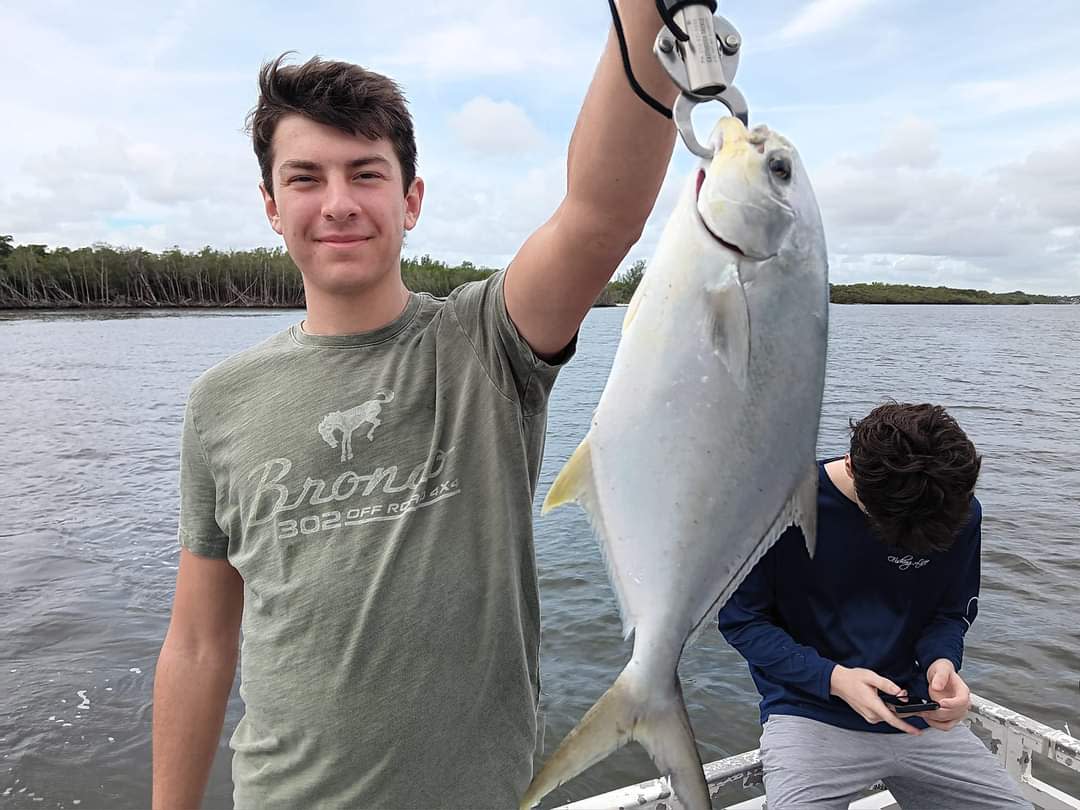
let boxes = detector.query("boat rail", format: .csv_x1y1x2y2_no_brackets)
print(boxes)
557,693,1080,810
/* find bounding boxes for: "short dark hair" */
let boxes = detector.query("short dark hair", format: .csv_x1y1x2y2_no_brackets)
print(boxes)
245,52,417,199
849,402,981,554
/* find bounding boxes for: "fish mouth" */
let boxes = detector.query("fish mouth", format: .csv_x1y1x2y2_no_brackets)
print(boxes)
694,170,779,262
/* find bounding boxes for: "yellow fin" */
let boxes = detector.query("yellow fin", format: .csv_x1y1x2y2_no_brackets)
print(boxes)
621,281,645,334
542,437,593,514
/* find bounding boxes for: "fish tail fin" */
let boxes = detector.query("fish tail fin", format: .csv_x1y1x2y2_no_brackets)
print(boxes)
542,435,593,514
520,667,637,809
520,665,711,810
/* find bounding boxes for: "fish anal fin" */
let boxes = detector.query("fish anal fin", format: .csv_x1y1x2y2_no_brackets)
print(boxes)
705,270,751,389
542,437,637,637
542,436,593,514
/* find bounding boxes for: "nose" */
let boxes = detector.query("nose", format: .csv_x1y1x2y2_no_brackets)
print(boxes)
321,175,360,222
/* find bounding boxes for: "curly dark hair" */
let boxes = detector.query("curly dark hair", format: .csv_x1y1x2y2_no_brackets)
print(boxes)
245,53,417,199
849,402,981,554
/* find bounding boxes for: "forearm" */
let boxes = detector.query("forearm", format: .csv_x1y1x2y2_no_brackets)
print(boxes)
152,639,238,810
915,618,966,673
565,1,679,239
719,609,836,700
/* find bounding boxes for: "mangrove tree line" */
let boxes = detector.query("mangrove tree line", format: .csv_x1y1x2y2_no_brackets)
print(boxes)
0,238,646,309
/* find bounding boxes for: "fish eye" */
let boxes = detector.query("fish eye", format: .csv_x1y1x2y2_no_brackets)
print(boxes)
768,154,792,183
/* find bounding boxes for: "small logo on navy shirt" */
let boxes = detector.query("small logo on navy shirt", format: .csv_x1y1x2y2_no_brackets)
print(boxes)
888,554,930,571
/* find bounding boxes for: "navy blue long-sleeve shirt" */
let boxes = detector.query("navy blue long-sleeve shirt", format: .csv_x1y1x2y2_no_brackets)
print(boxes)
717,458,981,733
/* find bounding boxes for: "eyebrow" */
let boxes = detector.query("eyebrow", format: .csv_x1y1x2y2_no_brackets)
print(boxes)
278,156,393,176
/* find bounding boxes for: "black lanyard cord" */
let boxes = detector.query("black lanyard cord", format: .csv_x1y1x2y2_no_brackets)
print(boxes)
607,0,673,119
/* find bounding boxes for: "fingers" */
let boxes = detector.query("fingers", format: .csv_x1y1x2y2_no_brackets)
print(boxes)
873,675,904,697
876,704,922,735
914,705,967,726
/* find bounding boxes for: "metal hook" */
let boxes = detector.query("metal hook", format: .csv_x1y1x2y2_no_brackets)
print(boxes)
655,8,748,158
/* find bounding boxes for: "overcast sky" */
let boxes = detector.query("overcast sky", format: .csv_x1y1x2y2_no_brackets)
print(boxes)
2,0,1078,293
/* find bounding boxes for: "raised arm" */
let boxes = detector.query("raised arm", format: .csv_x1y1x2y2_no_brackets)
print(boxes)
504,0,679,357
152,549,244,810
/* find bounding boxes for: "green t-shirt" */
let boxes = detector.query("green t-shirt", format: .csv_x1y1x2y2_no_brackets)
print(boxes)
177,271,572,809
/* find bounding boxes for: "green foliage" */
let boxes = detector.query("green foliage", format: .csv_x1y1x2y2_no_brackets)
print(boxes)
0,241,501,309
598,259,647,306
0,239,647,309
3,237,1068,310
401,254,494,297
829,282,1067,305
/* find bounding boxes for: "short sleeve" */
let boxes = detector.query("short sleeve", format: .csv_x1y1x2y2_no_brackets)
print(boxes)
177,393,229,559
448,270,576,415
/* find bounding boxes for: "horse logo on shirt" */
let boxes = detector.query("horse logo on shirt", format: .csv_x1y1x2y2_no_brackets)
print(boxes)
318,390,395,462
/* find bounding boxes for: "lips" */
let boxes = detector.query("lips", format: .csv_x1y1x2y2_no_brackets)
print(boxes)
317,235,372,245
695,170,749,258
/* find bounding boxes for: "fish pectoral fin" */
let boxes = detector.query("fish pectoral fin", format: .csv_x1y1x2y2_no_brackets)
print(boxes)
542,436,593,514
705,270,751,389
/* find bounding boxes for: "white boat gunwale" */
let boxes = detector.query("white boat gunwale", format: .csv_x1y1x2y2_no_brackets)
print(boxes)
556,692,1080,810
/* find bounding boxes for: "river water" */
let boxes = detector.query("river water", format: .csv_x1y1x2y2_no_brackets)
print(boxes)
1,303,1078,808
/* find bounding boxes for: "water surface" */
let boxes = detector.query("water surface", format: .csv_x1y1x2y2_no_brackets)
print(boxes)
1,304,1077,807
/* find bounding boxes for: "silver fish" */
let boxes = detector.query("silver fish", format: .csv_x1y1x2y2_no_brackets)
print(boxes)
523,118,828,810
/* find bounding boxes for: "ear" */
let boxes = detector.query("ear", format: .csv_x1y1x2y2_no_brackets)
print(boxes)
260,182,283,235
844,453,854,480
403,176,425,231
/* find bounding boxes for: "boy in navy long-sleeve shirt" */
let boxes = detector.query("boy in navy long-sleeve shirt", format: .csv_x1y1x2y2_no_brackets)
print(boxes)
718,403,1029,809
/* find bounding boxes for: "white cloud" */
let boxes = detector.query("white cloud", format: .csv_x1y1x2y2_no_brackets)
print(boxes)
449,97,546,155
1,0,1078,296
812,123,1080,293
850,118,940,170
776,0,878,42
374,2,597,79
953,65,1080,115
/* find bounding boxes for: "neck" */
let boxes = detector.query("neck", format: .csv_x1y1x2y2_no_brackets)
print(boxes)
825,457,866,512
301,272,411,336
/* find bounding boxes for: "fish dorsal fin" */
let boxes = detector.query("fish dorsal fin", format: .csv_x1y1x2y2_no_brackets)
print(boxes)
687,464,819,645
705,267,751,389
542,436,593,513
795,464,819,558
621,280,646,334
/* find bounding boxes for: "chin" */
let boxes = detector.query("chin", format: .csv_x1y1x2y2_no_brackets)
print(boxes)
303,262,394,295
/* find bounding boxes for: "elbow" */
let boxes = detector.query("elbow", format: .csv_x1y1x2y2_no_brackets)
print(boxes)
559,199,646,266
159,626,240,670
592,215,646,259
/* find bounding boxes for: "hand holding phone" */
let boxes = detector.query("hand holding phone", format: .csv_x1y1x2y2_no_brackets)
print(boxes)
879,691,940,715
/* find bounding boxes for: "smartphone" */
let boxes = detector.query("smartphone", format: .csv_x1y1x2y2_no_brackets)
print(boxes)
879,692,939,715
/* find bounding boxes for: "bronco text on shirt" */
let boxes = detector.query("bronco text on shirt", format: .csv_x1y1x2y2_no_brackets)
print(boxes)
177,271,572,809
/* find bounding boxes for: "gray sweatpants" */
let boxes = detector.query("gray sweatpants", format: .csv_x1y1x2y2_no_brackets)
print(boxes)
759,714,1032,810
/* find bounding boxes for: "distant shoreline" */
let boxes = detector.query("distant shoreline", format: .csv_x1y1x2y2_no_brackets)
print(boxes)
3,297,1076,314
829,283,1078,305
1,240,1075,309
